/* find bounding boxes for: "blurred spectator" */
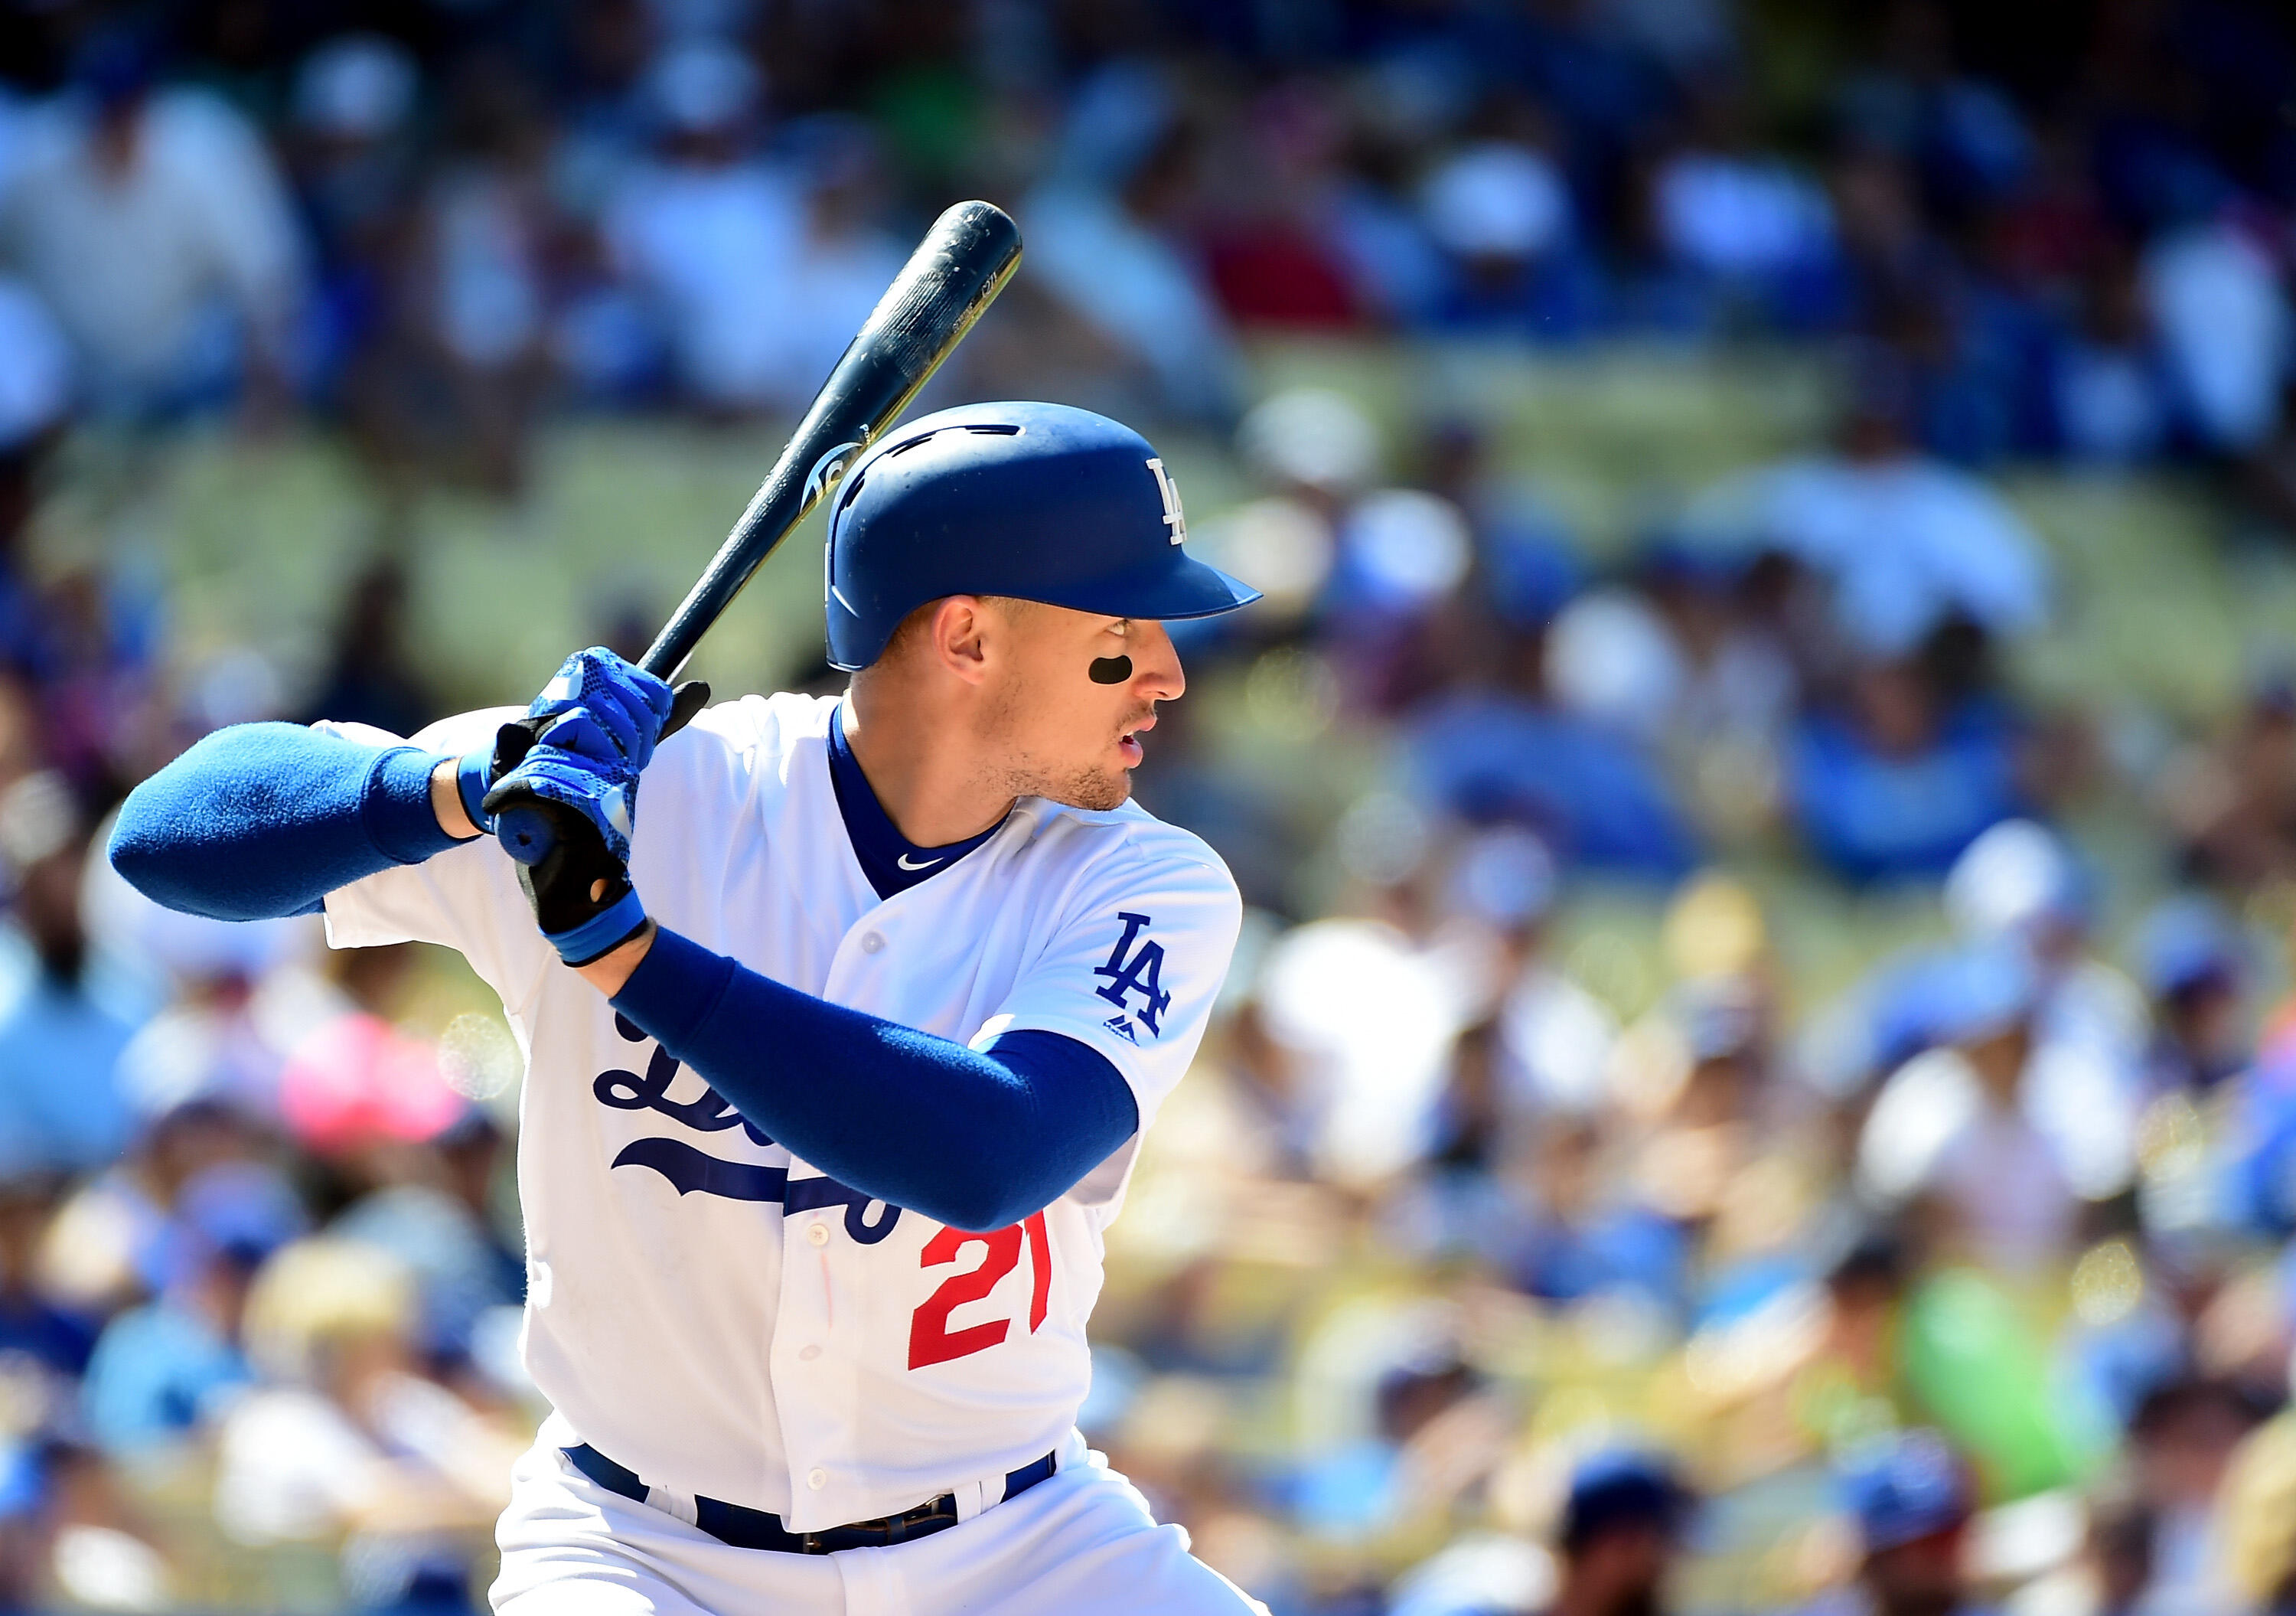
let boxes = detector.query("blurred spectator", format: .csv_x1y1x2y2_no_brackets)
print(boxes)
0,28,303,420
302,557,438,740
1211,386,1367,632
0,1174,89,1387
0,269,68,461
1392,1448,1696,1616
1808,1429,1983,1616
2122,1378,2261,1611
1476,831,1617,1121
1649,82,1838,331
2130,896,2248,1096
214,1237,519,1609
1544,589,1686,749
1199,83,1365,331
759,119,907,403
79,1161,300,1455
279,945,465,1160
416,57,558,495
0,276,67,703
2050,246,2171,467
1857,942,2084,1274
603,40,805,414
1786,654,2022,883
2220,1398,2296,1616
1547,1451,1695,1616
330,1109,519,1370
2142,220,2290,459
1291,1318,1515,1569
2162,673,2296,892
1420,136,1595,338
1417,418,1581,640
0,775,138,1182
1026,65,1245,423
286,34,422,416
1686,367,2049,664
1257,908,1463,1187
2070,1488,2162,1616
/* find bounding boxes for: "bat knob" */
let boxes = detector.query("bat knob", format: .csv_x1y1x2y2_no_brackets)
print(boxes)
496,803,560,867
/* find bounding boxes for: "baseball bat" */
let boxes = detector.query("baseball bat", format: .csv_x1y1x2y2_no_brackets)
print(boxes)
491,199,1023,867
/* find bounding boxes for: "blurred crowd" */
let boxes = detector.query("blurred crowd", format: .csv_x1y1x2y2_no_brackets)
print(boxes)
0,0,2292,1612
1,0,2294,475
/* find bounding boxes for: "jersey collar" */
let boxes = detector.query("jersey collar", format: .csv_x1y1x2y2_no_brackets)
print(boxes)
825,700,1006,901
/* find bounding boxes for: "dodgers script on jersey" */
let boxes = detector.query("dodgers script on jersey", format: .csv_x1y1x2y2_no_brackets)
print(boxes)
316,694,1241,1535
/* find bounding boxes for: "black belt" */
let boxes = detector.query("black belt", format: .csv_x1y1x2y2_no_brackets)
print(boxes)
563,1443,1058,1554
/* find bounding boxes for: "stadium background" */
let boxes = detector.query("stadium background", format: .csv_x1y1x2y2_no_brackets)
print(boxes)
3,1,2296,1611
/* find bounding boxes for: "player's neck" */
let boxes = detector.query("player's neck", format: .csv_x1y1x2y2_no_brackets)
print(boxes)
838,690,1014,848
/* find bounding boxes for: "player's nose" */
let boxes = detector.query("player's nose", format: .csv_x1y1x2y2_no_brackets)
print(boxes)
1136,621,1185,700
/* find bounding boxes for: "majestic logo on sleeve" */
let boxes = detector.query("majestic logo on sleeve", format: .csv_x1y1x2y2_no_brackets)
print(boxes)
1092,911,1170,1039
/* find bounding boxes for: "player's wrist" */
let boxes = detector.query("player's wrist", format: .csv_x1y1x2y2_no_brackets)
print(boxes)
432,755,484,841
455,746,498,836
573,915,657,994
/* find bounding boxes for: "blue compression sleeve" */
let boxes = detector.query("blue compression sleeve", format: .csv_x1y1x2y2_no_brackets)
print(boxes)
109,723,466,922
612,927,1140,1230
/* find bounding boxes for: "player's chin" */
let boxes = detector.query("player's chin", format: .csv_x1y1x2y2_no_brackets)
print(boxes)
1044,764,1131,813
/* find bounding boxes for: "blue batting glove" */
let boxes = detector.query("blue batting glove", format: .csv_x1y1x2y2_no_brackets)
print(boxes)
484,743,649,963
528,648,676,774
490,744,637,867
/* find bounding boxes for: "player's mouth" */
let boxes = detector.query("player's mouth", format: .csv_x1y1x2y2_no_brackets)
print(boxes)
1119,712,1156,767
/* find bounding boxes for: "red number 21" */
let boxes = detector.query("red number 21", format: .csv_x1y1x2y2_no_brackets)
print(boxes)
907,1212,1051,1370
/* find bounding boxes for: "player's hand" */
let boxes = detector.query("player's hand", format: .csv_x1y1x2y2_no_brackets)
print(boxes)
482,744,649,965
525,647,677,774
461,648,689,841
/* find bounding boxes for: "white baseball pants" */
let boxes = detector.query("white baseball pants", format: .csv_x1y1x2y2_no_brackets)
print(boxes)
488,1429,1268,1614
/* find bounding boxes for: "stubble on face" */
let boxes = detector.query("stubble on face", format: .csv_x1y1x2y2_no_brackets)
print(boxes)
981,706,1134,810
974,632,1140,811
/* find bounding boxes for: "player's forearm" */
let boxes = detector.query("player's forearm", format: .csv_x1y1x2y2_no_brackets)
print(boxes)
111,722,479,921
608,927,1140,1230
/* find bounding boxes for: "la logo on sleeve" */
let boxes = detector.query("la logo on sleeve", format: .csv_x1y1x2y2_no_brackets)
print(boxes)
1092,912,1170,1037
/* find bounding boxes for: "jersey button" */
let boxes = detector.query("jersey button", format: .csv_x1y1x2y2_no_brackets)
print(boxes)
807,1468,828,1491
799,1344,821,1361
805,1221,830,1247
861,932,885,955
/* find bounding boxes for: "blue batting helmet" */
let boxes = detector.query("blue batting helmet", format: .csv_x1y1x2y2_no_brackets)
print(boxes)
823,400,1261,671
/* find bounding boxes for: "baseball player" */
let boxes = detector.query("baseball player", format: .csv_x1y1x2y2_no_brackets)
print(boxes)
110,402,1267,1613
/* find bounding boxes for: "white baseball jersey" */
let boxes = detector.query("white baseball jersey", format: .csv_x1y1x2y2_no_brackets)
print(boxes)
318,693,1241,1535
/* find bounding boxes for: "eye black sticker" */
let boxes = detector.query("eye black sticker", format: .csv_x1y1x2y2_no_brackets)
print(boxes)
1089,655,1133,685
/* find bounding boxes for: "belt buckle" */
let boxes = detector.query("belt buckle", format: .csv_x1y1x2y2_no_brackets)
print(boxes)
799,1529,830,1555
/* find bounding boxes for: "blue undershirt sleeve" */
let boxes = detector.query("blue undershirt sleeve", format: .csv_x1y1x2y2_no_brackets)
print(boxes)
610,927,1142,1230
109,722,468,922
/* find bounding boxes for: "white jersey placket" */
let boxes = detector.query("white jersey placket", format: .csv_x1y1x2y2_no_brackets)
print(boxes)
769,816,1026,1529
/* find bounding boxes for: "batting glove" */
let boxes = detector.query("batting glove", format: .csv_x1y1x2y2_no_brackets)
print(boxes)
526,647,677,772
459,648,687,838
483,744,648,965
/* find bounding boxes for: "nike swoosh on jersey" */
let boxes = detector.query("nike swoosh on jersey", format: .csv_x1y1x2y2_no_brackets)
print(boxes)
895,853,943,870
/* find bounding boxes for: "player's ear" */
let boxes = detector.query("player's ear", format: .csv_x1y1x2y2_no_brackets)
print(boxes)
928,596,992,684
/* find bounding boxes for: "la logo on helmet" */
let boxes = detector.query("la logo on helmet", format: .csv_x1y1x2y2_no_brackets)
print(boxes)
1146,459,1186,546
